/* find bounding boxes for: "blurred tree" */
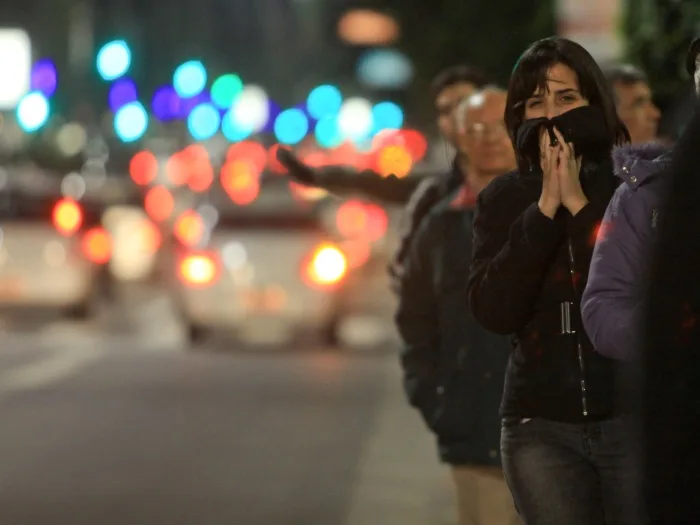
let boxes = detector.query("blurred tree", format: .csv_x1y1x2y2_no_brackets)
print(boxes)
623,0,700,106
381,0,556,124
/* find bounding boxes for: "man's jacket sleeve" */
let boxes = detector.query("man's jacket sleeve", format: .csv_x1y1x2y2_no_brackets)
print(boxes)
394,217,439,422
581,185,649,361
303,167,424,204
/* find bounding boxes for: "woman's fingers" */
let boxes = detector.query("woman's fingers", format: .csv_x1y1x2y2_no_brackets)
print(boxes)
539,131,550,171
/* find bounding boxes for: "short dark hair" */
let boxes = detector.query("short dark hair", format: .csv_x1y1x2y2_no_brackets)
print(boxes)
505,37,630,172
604,64,649,104
430,65,490,100
686,38,700,76
604,63,649,87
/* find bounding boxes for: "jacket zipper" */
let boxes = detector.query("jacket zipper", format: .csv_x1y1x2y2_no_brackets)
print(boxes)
567,239,589,417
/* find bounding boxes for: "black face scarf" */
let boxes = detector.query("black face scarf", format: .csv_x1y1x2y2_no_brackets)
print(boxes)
515,105,612,172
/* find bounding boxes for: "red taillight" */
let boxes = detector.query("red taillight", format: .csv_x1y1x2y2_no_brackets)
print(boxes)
53,198,83,236
82,227,112,264
179,253,219,287
302,244,347,288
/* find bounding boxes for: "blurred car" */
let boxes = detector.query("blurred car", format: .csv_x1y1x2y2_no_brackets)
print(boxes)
165,178,351,347
0,185,112,318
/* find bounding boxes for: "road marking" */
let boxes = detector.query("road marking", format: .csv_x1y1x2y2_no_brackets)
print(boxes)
0,347,103,393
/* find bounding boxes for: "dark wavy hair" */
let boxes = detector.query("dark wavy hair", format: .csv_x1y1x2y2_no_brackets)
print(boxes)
505,37,630,172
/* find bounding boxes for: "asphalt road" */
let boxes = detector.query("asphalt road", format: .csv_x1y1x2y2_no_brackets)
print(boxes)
0,285,453,525
0,340,393,524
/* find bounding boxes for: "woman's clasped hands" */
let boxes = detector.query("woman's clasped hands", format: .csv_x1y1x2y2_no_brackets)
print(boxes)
537,126,588,218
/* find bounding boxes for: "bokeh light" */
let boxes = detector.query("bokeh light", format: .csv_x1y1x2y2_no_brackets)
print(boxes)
187,103,221,141
314,115,343,149
220,160,260,205
226,141,268,174
222,110,253,142
274,108,309,145
173,60,207,98
211,74,243,109
114,102,148,142
16,91,50,132
372,101,404,131
108,78,138,113
357,48,414,89
96,40,131,81
231,85,269,133
377,144,413,178
151,85,182,121
338,97,373,142
338,10,400,46
56,123,87,156
306,85,343,120
30,59,58,97
144,185,174,222
129,150,158,186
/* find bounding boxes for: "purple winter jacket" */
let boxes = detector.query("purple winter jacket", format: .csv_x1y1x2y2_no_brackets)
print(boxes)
581,143,672,361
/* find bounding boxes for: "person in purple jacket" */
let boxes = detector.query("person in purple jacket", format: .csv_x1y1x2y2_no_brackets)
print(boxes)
581,39,700,362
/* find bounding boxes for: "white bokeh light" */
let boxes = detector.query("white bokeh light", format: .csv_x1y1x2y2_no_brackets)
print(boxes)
61,172,87,200
56,123,88,156
231,85,269,133
337,97,374,142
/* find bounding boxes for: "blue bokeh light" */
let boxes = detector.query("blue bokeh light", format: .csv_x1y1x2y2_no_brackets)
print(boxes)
314,115,342,149
173,60,207,98
16,92,50,132
97,40,131,81
187,103,221,141
114,102,148,142
372,101,404,132
306,85,343,120
357,49,414,90
108,78,138,113
274,108,309,145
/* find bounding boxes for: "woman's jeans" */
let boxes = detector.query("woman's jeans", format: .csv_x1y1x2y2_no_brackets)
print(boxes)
501,416,644,525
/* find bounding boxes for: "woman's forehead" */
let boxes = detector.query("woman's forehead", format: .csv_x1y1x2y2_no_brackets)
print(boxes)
530,64,578,95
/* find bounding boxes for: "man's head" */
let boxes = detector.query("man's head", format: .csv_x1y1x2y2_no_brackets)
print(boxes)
455,87,516,176
686,37,700,95
605,64,660,144
431,65,490,146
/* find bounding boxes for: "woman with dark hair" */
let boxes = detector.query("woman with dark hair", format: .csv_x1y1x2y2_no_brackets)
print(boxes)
467,37,640,524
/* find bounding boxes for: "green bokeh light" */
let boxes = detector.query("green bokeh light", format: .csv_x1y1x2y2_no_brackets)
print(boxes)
211,74,243,109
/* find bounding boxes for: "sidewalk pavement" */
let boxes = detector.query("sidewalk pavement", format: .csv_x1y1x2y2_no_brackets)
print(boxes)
343,353,457,525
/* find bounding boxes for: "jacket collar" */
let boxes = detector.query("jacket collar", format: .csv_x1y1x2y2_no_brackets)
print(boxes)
611,142,672,189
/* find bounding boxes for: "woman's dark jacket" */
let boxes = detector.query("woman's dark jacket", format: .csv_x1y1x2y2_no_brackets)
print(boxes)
467,161,622,422
396,187,510,466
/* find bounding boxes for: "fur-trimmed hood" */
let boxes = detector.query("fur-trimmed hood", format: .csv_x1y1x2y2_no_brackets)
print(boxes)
611,142,672,187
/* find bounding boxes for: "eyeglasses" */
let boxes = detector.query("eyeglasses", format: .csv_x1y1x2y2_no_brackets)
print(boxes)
465,121,508,139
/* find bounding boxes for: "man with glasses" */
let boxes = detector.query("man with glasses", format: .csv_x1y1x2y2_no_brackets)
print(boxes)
396,87,519,525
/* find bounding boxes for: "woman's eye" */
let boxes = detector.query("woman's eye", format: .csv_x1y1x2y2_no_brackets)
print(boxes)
561,95,576,103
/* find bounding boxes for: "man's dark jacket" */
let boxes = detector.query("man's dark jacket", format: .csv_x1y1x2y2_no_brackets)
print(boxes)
643,103,700,524
395,187,510,465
